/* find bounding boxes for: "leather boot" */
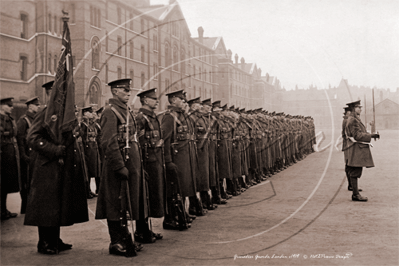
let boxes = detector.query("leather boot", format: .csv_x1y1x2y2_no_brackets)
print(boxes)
351,177,367,201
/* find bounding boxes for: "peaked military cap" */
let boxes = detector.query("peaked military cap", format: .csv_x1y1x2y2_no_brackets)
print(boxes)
221,104,228,111
229,105,235,111
235,107,240,112
25,96,40,105
187,97,201,106
96,106,104,114
108,78,132,89
137,88,157,99
0,97,14,106
271,111,276,115
344,106,351,113
212,100,221,108
239,108,246,112
202,98,212,106
182,91,187,101
346,100,361,108
166,89,185,100
82,106,93,113
42,81,54,91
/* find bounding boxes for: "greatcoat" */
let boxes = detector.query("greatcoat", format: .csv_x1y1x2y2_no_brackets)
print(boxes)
344,113,374,168
95,98,147,221
24,109,88,226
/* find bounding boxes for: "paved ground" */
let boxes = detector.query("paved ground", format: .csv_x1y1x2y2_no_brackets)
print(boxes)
1,130,398,266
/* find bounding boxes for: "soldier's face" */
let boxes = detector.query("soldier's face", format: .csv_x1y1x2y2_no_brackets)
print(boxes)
30,104,40,113
84,111,93,119
145,97,158,109
1,104,13,115
202,105,211,113
355,106,362,115
115,87,131,104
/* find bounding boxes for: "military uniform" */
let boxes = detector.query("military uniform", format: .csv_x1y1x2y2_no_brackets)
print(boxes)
135,88,165,241
16,97,39,214
95,79,146,256
0,97,20,220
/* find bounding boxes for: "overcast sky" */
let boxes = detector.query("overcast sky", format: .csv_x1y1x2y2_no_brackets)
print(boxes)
149,0,399,91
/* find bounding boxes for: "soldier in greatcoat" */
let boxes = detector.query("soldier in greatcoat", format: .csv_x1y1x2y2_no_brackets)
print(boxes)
95,78,146,256
0,97,20,220
342,106,359,192
81,106,101,198
188,97,213,213
159,90,196,230
135,88,164,243
16,97,40,214
25,81,88,254
344,100,379,202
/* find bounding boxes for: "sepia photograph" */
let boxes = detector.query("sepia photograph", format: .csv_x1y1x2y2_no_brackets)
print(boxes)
1,0,398,265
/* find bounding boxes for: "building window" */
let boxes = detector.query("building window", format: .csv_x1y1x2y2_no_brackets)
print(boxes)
199,67,201,80
173,46,178,71
209,71,211,83
97,9,101,28
48,54,52,73
194,86,196,96
141,45,145,63
129,41,134,59
54,55,57,73
165,42,170,67
60,17,63,34
165,79,170,92
20,14,28,39
105,64,108,84
141,18,145,34
105,32,108,52
193,66,196,79
117,67,122,79
130,70,134,81
88,77,101,105
92,36,100,69
153,34,158,51
54,15,57,34
20,55,27,81
117,7,121,25
141,72,145,87
70,3,76,23
181,49,185,74
117,36,122,56
153,63,158,80
129,12,133,30
48,13,52,32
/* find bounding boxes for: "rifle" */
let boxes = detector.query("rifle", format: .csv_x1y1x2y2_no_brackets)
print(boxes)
372,88,379,140
119,180,137,257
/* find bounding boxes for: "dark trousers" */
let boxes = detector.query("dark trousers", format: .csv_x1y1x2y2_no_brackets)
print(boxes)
347,166,363,196
38,226,60,245
107,220,129,244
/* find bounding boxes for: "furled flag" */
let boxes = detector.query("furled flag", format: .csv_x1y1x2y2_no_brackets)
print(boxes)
44,14,77,144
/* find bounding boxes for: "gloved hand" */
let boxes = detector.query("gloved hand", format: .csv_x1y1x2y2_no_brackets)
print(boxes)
371,133,380,140
55,145,66,157
72,125,81,138
116,167,129,180
166,162,178,174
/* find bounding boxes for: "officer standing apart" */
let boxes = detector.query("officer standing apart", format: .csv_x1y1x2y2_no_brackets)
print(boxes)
95,79,146,256
135,88,164,243
25,81,89,254
344,100,379,202
16,96,40,214
0,97,20,220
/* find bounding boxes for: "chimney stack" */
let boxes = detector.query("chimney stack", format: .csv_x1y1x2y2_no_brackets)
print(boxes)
198,26,204,44
234,54,238,65
240,57,245,69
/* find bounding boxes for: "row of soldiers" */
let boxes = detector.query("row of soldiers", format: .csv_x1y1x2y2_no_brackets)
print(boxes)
0,78,316,257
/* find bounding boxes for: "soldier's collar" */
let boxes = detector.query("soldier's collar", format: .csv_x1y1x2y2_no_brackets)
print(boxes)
108,98,128,110
139,107,155,118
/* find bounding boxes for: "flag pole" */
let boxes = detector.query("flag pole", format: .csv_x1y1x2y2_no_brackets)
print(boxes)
372,88,376,134
364,94,367,131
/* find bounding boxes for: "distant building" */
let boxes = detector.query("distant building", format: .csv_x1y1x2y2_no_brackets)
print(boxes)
372,99,399,129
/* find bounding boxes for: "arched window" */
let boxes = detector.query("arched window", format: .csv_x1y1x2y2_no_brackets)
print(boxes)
91,36,100,69
88,76,101,105
173,45,178,71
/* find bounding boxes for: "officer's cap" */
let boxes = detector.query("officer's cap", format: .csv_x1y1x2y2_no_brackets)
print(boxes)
229,105,235,111
235,107,240,112
344,106,351,113
42,81,54,91
0,97,14,106
212,100,221,108
25,97,40,106
221,104,228,111
137,88,157,99
96,106,104,114
202,98,212,106
239,108,246,112
346,100,361,108
108,79,132,89
166,89,185,100
82,106,93,113
187,97,201,106
271,111,276,115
